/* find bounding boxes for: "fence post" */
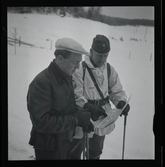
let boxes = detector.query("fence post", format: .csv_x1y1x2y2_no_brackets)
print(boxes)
144,26,148,40
13,27,17,55
50,40,52,50
129,51,131,59
19,36,21,46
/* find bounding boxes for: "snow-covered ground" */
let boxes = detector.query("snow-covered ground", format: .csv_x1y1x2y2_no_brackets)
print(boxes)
8,13,154,160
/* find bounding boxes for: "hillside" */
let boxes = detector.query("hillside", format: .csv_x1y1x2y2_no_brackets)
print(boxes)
8,13,154,160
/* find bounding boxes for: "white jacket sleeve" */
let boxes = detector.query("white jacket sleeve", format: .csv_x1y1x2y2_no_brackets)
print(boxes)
72,64,88,108
108,65,127,106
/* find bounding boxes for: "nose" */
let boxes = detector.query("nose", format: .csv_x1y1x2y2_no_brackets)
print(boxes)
100,55,107,61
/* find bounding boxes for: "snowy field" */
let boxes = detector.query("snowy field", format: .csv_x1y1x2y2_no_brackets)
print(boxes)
7,13,154,160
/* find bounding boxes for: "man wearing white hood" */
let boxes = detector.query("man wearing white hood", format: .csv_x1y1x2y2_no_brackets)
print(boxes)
70,34,130,159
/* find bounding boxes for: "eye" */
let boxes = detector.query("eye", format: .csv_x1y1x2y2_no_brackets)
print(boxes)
72,62,79,65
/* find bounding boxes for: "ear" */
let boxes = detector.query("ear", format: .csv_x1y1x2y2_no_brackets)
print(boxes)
56,55,64,63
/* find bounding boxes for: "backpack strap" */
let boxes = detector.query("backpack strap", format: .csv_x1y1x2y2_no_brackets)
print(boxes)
82,61,87,81
82,61,105,99
107,62,111,87
107,63,111,79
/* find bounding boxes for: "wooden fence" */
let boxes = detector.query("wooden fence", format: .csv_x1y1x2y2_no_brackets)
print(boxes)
8,37,35,47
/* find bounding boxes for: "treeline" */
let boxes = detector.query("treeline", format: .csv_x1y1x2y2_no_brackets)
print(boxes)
100,15,154,27
7,7,154,27
7,7,87,17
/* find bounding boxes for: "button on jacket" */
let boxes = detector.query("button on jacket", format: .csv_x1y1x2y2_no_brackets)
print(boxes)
27,59,77,151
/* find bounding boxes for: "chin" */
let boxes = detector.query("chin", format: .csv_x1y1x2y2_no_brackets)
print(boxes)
97,63,103,67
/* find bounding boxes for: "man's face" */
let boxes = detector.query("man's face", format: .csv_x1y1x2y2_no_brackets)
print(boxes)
61,52,82,76
90,49,109,67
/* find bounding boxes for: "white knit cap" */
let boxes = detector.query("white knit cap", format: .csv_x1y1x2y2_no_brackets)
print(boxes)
55,38,88,55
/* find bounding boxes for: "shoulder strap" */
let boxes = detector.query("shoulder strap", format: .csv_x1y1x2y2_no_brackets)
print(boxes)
107,63,111,87
107,62,111,79
83,62,105,99
82,61,86,81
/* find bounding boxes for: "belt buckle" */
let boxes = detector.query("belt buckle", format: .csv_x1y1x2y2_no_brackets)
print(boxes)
95,100,99,106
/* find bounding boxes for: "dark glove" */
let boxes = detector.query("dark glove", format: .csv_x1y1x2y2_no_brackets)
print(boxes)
117,101,130,116
84,103,107,121
73,110,91,127
83,122,94,133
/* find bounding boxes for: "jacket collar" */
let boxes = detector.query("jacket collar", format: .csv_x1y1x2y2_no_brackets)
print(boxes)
48,59,72,83
84,55,106,71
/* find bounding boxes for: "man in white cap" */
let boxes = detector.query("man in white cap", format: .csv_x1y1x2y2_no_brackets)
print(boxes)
70,34,130,159
27,38,94,160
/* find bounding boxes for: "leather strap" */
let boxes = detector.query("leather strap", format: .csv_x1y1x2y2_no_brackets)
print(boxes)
88,96,109,106
84,62,105,99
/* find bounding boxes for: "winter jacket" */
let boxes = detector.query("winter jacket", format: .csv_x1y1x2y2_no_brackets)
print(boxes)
27,59,77,151
72,55,127,137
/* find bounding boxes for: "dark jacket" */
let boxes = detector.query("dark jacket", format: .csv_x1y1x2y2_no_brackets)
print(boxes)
27,59,77,151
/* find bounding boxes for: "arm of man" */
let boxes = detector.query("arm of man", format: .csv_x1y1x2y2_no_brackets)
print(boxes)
108,65,127,107
27,78,78,134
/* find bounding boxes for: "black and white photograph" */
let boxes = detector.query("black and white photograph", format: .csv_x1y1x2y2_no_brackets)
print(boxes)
7,6,156,160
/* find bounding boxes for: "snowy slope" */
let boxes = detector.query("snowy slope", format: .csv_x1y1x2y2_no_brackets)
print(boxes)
8,13,154,160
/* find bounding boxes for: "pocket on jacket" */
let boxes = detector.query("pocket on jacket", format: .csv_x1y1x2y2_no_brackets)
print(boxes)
29,129,70,151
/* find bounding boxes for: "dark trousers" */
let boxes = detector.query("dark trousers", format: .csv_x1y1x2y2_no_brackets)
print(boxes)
70,134,105,159
34,147,71,160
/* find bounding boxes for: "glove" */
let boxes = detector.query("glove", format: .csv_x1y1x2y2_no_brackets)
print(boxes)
117,101,130,116
83,122,94,133
73,110,91,127
84,103,107,121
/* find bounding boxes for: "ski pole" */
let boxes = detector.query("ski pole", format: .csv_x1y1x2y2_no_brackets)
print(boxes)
85,132,89,159
83,132,86,160
121,94,132,159
122,115,127,159
70,137,84,155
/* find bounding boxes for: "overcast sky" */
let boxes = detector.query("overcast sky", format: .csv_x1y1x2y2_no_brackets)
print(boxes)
101,7,154,20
